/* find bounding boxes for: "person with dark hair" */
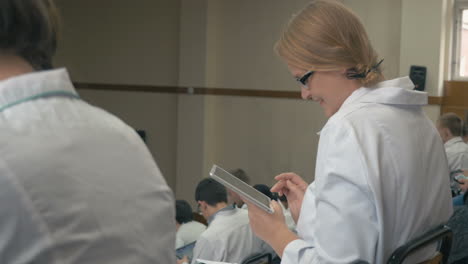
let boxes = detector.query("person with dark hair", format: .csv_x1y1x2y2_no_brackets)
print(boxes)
179,178,271,264
0,0,59,70
0,1,175,263
175,200,206,249
437,113,468,193
253,184,276,200
463,114,468,143
176,200,194,224
227,168,250,208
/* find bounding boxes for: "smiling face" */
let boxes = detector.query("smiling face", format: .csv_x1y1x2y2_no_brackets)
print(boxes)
289,65,361,118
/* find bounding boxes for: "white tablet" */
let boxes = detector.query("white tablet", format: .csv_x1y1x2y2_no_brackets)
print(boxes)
209,164,274,214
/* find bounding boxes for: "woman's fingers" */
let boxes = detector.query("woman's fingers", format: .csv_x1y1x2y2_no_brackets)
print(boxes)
285,179,302,195
459,178,468,192
271,180,287,194
284,180,306,223
274,172,308,191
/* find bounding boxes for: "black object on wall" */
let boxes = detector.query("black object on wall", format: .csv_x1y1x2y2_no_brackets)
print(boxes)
136,130,147,143
409,66,427,91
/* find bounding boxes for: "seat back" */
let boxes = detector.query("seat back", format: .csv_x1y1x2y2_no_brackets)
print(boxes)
241,252,272,264
446,206,468,264
387,225,453,264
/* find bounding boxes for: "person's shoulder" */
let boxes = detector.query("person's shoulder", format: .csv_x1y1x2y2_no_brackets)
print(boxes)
319,114,356,143
187,221,207,230
198,223,217,240
76,102,134,134
458,140,468,150
230,208,250,222
208,210,248,234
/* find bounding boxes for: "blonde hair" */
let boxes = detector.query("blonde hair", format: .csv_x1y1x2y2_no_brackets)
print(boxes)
275,0,383,86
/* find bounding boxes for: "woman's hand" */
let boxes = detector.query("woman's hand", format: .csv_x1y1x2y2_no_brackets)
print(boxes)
459,178,468,192
176,256,189,264
242,199,298,257
271,172,308,223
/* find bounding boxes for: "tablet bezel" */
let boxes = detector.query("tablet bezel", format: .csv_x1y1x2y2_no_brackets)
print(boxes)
209,165,274,214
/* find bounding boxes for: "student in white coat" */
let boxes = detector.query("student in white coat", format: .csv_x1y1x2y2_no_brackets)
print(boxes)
227,169,250,209
175,200,206,249
178,178,272,264
436,113,468,193
0,1,175,263
243,1,453,263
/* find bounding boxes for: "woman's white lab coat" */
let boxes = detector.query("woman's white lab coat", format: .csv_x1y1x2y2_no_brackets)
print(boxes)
282,77,453,264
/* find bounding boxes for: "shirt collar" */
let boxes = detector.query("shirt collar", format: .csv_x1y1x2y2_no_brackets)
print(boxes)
207,204,236,225
445,137,464,148
342,77,426,107
0,68,77,109
317,77,427,135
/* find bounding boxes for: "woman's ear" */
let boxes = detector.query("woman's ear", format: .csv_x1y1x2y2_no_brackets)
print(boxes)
441,127,451,139
198,201,207,211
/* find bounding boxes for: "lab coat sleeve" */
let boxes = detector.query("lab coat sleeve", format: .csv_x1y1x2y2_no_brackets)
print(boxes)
175,235,184,249
282,121,378,264
190,236,225,264
458,151,468,170
0,161,55,264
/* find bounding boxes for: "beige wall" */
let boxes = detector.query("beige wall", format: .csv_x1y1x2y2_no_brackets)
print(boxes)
345,0,402,80
54,0,181,190
55,0,448,203
400,0,448,96
176,0,209,203
205,96,326,185
55,0,180,85
424,105,442,123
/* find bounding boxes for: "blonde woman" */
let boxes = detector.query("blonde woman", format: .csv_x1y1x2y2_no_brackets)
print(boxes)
243,1,452,263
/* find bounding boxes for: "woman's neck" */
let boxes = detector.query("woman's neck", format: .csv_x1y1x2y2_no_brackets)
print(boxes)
0,54,35,81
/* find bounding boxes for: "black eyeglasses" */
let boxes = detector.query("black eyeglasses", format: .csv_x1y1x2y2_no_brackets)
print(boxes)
296,71,315,86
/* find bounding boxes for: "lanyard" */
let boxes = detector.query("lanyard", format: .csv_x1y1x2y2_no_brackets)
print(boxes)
0,90,80,112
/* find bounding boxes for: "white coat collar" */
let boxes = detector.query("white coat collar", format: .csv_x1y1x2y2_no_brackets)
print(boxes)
445,137,464,148
207,204,236,225
341,77,426,108
0,68,77,109
318,77,427,134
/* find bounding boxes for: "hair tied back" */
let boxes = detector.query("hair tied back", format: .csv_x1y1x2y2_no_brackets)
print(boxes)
347,59,384,80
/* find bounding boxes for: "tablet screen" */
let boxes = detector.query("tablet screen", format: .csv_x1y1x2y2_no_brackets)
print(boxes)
176,241,196,261
209,165,273,214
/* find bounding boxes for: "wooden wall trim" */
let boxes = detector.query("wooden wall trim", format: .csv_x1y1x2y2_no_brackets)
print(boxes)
441,80,468,117
443,81,468,106
428,96,442,105
74,82,441,104
74,83,185,94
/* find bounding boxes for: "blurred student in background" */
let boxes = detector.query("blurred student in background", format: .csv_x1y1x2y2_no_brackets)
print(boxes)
0,0,175,263
180,178,271,264
227,168,250,209
175,200,206,249
436,113,468,195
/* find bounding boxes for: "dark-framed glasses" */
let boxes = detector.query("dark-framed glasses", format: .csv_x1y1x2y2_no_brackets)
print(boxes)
296,70,315,86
